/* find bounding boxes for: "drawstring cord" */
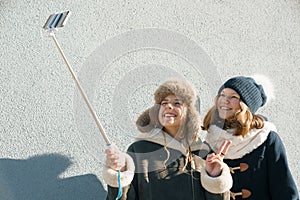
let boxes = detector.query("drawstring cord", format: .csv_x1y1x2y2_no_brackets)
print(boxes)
162,131,170,168
162,132,197,200
107,144,122,200
115,170,122,200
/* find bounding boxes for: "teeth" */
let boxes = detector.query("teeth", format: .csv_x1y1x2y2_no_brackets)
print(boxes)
220,106,230,110
165,114,175,117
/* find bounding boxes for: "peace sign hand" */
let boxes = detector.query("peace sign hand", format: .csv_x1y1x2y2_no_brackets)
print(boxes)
205,140,232,177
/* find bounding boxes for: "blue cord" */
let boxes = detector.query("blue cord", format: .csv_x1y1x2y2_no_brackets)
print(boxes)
106,144,122,199
115,170,122,200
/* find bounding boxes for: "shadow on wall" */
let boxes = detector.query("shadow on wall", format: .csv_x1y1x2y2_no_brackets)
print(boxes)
0,153,107,200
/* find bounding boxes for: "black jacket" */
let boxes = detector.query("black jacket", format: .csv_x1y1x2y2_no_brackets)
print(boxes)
225,131,299,200
205,122,299,200
105,130,232,200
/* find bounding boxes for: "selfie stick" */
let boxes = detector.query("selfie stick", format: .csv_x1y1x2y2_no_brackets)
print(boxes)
43,11,111,145
43,12,123,200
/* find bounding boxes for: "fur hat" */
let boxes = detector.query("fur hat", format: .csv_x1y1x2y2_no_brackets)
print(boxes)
218,75,273,113
136,79,201,142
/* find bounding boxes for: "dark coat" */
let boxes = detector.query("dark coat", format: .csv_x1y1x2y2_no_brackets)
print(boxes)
106,140,229,200
224,131,299,200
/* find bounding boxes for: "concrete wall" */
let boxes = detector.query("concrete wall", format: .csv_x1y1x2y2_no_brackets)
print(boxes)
1,0,299,199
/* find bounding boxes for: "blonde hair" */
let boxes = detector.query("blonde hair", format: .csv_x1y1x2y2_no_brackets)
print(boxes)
202,97,265,137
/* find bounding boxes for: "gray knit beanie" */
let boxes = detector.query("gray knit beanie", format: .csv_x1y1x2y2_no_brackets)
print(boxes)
218,76,267,113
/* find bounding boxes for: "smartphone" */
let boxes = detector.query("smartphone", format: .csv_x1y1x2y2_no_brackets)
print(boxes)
43,11,71,29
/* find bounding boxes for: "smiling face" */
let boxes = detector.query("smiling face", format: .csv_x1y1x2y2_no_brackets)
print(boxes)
217,88,241,119
158,94,186,137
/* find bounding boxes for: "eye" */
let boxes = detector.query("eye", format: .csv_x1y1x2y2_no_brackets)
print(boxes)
161,101,168,106
230,96,239,100
174,102,183,107
218,94,226,99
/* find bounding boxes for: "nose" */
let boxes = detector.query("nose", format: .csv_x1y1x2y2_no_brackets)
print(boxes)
220,96,229,103
161,102,174,109
166,102,174,109
219,95,231,103
224,96,231,102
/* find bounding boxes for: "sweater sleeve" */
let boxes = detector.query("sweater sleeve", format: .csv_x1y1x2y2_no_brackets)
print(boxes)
266,131,299,200
201,162,233,194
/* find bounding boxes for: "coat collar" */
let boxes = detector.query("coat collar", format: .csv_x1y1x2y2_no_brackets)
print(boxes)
135,128,203,155
205,121,277,159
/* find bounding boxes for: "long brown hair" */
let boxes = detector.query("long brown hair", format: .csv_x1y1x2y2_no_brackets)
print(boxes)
202,97,265,137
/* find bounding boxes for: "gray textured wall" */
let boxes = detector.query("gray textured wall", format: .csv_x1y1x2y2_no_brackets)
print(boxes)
1,0,299,199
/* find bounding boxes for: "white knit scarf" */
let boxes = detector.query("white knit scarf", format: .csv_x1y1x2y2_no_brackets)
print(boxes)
205,121,277,159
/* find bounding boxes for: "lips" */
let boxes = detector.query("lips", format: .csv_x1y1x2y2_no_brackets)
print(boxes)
219,106,232,110
164,113,177,117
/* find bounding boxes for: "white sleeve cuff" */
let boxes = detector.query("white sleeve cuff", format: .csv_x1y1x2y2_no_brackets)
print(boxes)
201,163,233,194
102,153,135,188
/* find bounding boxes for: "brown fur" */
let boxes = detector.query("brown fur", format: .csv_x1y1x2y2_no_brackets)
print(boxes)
136,79,201,143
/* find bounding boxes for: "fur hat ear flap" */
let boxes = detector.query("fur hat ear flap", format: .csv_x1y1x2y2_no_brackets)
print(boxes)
184,107,201,143
136,104,162,133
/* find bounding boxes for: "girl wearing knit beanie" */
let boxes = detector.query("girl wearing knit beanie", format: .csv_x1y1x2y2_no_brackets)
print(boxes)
103,78,233,200
202,75,299,200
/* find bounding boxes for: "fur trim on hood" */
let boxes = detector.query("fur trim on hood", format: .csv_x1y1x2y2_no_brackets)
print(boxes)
136,79,201,143
135,128,204,155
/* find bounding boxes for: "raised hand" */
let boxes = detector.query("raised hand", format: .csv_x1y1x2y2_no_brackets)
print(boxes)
205,140,232,177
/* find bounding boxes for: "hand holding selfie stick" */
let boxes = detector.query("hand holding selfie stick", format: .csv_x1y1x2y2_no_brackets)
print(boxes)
43,11,123,200
43,11,111,145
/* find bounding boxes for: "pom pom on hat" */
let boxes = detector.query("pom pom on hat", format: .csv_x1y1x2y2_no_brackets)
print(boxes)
251,74,275,104
218,75,274,113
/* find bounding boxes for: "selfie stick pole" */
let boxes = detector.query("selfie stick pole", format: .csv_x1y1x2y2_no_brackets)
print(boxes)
44,12,122,200
49,32,111,145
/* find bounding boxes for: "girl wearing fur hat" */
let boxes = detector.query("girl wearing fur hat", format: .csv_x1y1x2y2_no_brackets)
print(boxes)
103,79,233,200
202,75,299,199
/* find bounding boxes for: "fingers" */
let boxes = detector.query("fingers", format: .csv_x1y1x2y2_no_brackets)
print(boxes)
205,153,224,177
207,140,232,161
105,155,120,169
105,143,126,170
105,143,122,159
106,152,121,163
217,140,232,157
206,140,231,176
206,152,224,166
105,143,118,154
206,153,222,163
105,143,119,167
